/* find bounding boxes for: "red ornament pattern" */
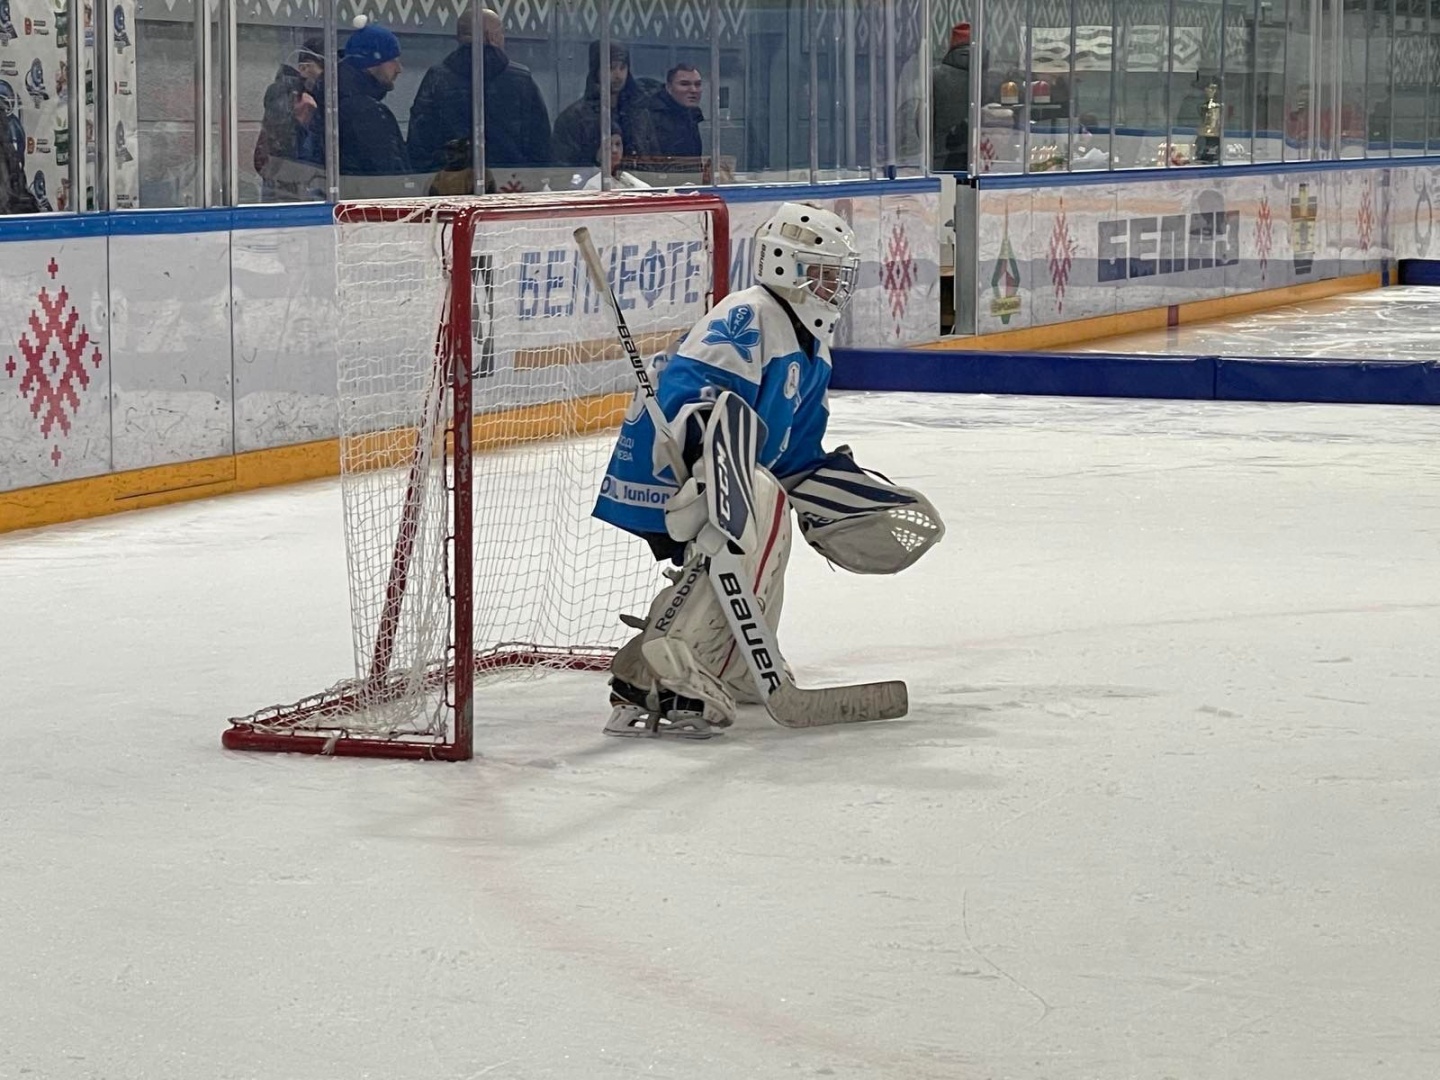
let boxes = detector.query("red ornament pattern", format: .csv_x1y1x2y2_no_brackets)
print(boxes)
1047,199,1079,312
1256,194,1274,278
880,222,917,329
1357,182,1374,252
4,258,105,466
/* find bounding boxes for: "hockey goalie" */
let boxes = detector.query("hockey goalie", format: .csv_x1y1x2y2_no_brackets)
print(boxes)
591,202,945,738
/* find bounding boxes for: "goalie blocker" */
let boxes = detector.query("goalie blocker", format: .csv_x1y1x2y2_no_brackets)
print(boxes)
589,202,944,738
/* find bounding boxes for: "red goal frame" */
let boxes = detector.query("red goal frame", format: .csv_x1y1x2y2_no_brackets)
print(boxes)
223,192,730,761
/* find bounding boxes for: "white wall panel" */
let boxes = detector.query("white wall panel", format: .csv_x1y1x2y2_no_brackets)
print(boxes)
724,191,940,349
1337,169,1392,276
1314,171,1344,283
973,188,1035,335
1030,183,1119,326
1392,166,1437,261
872,193,941,345
1221,171,1273,294
0,237,111,492
232,225,339,453
108,230,234,471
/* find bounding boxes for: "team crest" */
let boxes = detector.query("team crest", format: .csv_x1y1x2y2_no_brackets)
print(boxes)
702,304,762,362
783,361,801,399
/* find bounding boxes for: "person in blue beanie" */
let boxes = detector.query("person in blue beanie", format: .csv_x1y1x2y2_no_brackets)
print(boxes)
307,18,411,181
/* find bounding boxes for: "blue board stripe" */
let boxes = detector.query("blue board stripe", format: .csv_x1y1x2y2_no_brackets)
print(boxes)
831,347,1440,406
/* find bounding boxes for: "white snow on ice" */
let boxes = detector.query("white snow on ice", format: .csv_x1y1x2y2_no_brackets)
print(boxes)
3,392,1440,1080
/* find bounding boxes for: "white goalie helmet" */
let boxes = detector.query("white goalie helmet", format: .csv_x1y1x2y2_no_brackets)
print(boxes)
752,202,860,341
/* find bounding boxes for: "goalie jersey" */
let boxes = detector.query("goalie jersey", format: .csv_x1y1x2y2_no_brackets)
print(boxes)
593,285,834,539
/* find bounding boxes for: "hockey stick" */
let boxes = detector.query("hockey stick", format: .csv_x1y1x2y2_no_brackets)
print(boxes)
573,226,907,728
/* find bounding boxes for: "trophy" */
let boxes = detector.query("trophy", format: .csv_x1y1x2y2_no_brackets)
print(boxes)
1195,81,1221,163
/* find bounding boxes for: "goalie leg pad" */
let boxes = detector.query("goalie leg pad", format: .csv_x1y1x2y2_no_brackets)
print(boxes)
639,637,736,728
784,446,945,574
609,469,792,721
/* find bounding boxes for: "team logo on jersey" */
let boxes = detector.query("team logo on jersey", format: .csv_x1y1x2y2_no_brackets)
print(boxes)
702,304,761,362
783,361,801,400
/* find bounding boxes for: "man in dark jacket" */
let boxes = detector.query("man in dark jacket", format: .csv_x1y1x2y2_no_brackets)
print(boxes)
552,40,656,169
254,36,324,200
635,63,704,170
932,22,971,173
307,20,410,179
407,6,550,173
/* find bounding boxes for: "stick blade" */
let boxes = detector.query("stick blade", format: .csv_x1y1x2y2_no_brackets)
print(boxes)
767,679,909,728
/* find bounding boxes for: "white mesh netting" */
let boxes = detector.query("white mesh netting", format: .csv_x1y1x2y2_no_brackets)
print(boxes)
236,195,722,748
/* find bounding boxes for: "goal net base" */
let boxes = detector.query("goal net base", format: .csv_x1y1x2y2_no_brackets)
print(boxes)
223,646,611,760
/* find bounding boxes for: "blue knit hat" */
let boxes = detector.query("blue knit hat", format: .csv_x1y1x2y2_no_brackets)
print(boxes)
343,19,400,68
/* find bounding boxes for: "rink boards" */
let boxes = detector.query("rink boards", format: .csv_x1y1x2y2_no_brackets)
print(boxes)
4,160,1440,531
968,164,1416,336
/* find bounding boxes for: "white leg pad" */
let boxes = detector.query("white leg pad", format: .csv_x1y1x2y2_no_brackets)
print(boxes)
611,470,792,717
639,637,736,727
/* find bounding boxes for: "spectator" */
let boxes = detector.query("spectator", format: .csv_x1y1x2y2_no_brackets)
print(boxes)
932,22,971,172
582,125,651,189
407,6,550,174
253,36,324,200
636,63,704,169
552,40,656,169
308,19,409,177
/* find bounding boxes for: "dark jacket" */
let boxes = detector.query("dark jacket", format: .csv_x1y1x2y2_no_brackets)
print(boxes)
308,60,410,176
931,44,970,173
1,119,38,214
254,64,308,176
551,41,657,168
637,87,703,162
406,42,551,172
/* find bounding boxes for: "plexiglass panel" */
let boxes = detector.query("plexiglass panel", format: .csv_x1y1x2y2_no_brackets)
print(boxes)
128,0,199,206
237,6,325,203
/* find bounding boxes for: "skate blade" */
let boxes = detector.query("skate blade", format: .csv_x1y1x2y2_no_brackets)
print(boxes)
603,706,719,740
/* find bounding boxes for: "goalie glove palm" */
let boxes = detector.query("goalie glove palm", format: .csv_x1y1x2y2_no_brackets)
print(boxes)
664,466,711,545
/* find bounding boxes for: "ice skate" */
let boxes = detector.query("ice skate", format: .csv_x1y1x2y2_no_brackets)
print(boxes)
603,676,719,740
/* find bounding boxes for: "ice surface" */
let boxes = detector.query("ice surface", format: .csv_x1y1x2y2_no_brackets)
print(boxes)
1067,285,1440,362
4,392,1440,1080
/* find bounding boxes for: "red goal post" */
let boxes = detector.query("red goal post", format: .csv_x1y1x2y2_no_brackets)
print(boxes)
223,191,730,760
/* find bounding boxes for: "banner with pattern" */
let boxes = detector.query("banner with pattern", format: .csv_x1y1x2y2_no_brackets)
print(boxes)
0,0,67,211
108,0,136,206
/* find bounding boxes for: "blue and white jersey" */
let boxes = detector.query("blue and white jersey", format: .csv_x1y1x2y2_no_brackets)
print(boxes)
593,285,833,538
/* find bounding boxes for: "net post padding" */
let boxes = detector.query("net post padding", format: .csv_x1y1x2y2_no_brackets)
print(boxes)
223,192,730,760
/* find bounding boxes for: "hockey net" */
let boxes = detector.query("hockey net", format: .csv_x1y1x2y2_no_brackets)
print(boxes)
224,192,730,759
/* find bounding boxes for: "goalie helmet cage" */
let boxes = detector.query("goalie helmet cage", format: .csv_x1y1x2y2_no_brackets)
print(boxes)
223,191,731,760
